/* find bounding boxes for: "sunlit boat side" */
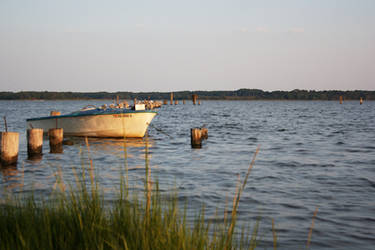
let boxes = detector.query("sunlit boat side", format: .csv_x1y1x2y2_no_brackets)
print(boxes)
26,108,157,138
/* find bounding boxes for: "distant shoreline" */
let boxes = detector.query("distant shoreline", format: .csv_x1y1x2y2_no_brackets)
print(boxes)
0,89,374,100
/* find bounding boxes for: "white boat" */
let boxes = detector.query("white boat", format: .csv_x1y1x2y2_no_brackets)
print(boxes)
26,105,157,138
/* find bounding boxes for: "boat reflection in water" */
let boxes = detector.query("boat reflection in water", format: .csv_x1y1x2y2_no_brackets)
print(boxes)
74,137,154,159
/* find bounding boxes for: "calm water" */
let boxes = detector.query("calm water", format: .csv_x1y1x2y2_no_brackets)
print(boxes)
1,100,374,249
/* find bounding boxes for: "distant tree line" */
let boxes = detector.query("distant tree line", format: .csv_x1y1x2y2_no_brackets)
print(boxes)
0,89,374,100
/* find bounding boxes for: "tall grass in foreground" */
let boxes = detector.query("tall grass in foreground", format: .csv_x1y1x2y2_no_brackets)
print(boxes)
0,139,317,249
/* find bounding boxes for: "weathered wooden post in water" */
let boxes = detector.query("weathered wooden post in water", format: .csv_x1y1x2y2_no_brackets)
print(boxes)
183,100,186,105
192,94,198,105
360,97,363,105
0,132,19,166
49,128,63,153
27,128,43,159
339,96,343,104
163,100,168,105
191,128,202,148
170,93,174,105
175,100,178,105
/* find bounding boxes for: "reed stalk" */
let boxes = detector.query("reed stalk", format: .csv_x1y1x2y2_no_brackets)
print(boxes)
144,132,151,227
306,206,319,249
225,146,260,249
122,117,129,197
271,218,278,250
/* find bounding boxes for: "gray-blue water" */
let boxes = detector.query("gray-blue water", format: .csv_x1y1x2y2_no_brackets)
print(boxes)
1,100,374,249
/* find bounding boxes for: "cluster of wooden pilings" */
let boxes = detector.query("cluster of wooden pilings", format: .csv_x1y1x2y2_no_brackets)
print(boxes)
163,93,201,105
339,96,364,105
0,116,65,166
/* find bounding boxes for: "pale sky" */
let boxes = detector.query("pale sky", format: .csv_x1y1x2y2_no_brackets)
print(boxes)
0,0,374,92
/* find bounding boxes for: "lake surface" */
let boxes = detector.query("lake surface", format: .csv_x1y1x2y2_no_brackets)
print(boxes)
1,100,374,249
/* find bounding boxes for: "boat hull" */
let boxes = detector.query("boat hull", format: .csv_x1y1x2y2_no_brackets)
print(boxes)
27,111,156,138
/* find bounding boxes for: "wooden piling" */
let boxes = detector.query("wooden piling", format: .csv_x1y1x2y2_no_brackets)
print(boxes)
175,100,178,105
183,100,186,105
198,100,201,105
50,111,61,116
27,128,43,158
191,128,202,148
163,100,168,105
339,96,343,104
170,93,174,105
0,132,19,166
48,128,63,153
360,97,363,105
192,94,198,105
